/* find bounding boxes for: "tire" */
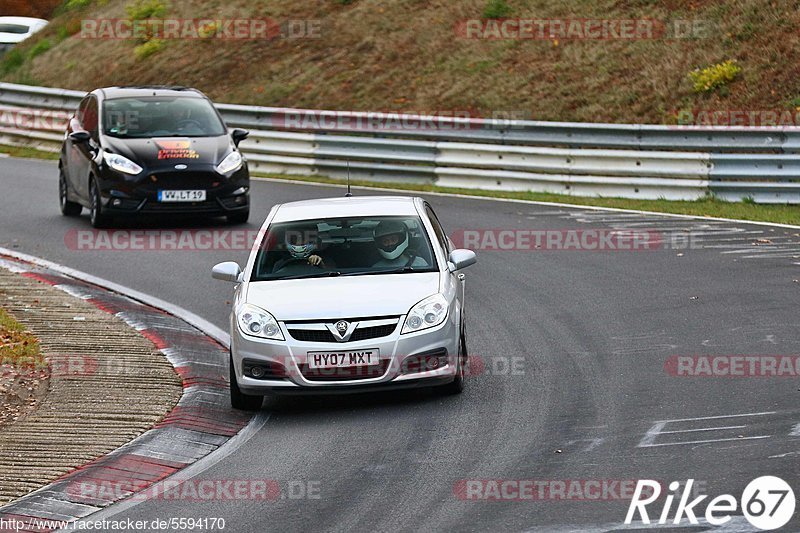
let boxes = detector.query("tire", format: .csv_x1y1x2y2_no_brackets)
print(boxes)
227,209,249,225
441,329,467,395
230,355,263,411
59,168,82,217
89,179,112,229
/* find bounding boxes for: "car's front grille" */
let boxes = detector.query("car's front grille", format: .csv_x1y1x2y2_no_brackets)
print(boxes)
299,360,390,381
288,329,337,343
141,198,221,212
287,322,398,343
350,324,397,341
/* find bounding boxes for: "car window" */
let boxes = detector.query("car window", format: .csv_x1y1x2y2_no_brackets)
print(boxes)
76,96,90,126
425,205,451,254
251,216,439,281
0,24,29,34
102,96,226,138
83,96,99,139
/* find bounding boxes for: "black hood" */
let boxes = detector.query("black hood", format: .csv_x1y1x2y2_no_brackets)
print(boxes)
102,135,234,170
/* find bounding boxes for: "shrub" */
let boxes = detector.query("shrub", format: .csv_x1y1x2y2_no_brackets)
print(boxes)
688,60,741,93
134,38,165,60
126,0,168,21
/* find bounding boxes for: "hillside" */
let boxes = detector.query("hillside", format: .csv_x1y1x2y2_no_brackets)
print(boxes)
2,0,799,124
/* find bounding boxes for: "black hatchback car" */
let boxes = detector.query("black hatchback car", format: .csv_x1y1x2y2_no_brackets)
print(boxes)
59,86,250,227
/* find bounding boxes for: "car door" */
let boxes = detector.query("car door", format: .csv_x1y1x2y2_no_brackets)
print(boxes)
425,204,466,313
64,97,88,193
70,95,99,201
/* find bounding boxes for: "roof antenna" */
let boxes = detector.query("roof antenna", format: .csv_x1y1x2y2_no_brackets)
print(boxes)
345,161,352,197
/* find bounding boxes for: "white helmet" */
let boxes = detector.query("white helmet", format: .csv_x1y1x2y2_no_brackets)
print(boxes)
374,220,409,260
285,224,319,259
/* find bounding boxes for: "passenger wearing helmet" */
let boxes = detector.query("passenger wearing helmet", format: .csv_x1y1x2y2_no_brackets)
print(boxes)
372,219,428,268
273,222,331,273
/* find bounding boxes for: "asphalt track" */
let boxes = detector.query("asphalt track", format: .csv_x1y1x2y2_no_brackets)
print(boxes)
2,156,800,532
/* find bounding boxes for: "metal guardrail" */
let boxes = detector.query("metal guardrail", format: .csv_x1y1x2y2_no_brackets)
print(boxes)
0,82,798,203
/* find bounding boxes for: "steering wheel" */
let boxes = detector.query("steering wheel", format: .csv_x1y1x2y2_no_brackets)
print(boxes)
275,256,324,272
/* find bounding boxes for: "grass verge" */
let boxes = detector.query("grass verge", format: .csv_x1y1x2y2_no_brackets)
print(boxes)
0,307,42,369
253,172,800,227
0,144,59,161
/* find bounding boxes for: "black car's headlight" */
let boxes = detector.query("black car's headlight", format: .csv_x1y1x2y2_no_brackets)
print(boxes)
216,151,243,174
103,152,143,175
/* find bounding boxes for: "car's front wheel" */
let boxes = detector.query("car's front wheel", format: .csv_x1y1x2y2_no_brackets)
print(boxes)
229,354,263,411
441,329,467,395
89,179,112,229
59,167,82,217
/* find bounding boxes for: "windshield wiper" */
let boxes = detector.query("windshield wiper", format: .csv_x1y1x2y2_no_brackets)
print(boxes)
270,271,342,281
340,266,420,277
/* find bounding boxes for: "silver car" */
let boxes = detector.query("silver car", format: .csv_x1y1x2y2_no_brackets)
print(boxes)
212,196,476,410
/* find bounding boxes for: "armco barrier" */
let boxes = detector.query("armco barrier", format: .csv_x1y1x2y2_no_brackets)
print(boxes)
1,82,798,203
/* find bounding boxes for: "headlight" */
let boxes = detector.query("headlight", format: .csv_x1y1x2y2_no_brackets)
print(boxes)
237,303,284,340
103,152,142,175
402,294,449,334
216,151,243,174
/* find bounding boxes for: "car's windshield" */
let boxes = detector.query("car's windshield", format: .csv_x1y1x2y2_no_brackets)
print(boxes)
102,96,226,138
0,24,29,34
251,215,439,281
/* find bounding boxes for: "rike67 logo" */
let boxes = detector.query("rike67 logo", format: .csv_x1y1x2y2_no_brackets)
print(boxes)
625,477,795,530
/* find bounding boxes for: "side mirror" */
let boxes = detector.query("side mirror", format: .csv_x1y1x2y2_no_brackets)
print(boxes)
212,261,243,283
231,128,249,146
69,131,91,144
447,249,477,272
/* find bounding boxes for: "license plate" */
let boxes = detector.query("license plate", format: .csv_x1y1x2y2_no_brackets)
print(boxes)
158,190,206,202
307,349,379,369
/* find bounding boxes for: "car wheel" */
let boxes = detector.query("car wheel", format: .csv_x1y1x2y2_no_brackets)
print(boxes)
59,168,82,217
89,179,111,228
229,354,263,411
441,330,467,395
227,209,249,225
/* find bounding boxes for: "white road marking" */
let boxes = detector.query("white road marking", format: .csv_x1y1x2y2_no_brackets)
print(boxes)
638,412,776,448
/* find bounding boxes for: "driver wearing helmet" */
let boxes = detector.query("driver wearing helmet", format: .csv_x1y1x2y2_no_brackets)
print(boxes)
273,222,331,272
372,219,428,268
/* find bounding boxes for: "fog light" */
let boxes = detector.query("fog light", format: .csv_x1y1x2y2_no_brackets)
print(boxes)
250,366,265,378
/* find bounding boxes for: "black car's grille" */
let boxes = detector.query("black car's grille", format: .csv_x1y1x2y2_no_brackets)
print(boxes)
141,198,221,212
299,360,390,381
141,171,223,191
287,323,397,343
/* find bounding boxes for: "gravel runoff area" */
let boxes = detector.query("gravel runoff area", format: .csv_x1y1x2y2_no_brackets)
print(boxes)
0,267,183,506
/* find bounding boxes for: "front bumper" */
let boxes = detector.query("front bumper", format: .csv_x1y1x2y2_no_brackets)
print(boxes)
230,314,460,395
96,163,250,216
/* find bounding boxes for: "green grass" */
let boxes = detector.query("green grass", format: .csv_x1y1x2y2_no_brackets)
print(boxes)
0,307,42,368
252,172,800,226
0,144,59,160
